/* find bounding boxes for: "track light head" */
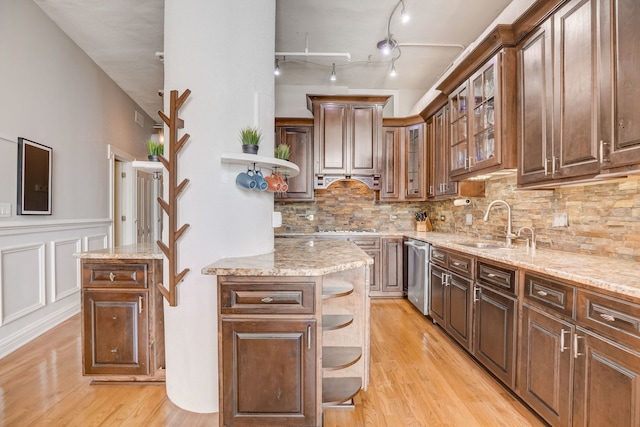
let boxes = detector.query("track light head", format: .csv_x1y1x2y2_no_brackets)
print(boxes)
377,37,398,55
274,59,281,76
330,63,337,81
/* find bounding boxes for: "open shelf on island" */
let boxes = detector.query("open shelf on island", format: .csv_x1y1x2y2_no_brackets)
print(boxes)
322,314,354,331
322,282,354,299
221,152,300,177
323,346,362,370
322,377,362,406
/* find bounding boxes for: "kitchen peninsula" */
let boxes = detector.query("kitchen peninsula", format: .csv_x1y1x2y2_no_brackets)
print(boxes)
202,238,373,426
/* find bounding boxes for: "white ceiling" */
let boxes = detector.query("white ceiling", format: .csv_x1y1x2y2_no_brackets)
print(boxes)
33,0,513,120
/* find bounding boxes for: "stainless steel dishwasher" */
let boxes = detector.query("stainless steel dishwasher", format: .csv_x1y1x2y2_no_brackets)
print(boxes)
404,239,430,315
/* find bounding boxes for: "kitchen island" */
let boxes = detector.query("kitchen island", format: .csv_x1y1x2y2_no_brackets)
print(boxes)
202,238,373,427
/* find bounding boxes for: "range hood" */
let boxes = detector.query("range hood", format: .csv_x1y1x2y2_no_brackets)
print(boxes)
314,174,381,190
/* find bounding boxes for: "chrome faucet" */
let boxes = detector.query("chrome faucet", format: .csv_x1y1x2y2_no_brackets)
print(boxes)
517,226,536,252
483,200,517,246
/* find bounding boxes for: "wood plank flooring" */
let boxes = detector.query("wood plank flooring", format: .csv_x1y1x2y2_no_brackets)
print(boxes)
0,299,545,426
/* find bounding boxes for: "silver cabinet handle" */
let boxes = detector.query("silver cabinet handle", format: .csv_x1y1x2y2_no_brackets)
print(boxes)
487,273,496,278
261,297,274,303
536,290,548,297
560,329,569,353
599,313,616,322
452,261,461,266
111,348,118,353
138,296,143,314
473,286,481,303
307,324,312,350
109,272,115,281
573,334,584,359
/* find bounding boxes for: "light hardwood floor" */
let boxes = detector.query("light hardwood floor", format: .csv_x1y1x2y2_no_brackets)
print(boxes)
0,299,545,426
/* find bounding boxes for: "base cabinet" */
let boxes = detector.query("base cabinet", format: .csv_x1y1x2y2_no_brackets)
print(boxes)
221,319,316,426
80,258,164,382
380,237,403,296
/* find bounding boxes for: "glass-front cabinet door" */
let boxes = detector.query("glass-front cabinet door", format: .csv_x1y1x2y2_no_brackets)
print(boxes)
405,123,425,199
449,84,469,177
471,60,496,168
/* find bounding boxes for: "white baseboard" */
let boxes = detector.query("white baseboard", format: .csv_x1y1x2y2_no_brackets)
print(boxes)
0,303,80,359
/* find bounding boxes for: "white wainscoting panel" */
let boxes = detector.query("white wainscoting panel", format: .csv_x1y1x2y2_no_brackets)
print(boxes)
85,234,108,251
51,238,82,303
0,244,46,326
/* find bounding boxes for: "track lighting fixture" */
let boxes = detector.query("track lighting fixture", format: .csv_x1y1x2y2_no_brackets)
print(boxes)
376,0,409,56
330,63,337,81
274,59,281,76
400,0,410,23
390,59,397,77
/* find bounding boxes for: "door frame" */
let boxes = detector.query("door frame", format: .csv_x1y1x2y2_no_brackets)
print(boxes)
107,144,136,247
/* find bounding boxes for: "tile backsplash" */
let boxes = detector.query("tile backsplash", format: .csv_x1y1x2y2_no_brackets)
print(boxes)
275,174,640,261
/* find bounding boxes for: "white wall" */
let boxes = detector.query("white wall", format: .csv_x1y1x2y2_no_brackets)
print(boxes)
0,0,156,357
163,0,276,413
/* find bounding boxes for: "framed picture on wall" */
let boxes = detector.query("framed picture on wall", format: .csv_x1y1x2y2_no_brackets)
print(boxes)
17,137,52,215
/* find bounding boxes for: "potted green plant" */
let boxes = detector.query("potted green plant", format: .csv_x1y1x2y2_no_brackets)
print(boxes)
146,140,164,161
274,143,290,161
239,126,262,154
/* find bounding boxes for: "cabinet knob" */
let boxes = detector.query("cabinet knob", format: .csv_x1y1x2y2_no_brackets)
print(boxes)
111,348,118,353
109,272,115,282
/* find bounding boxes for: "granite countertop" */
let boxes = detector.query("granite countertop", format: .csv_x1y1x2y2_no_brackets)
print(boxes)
202,238,373,277
404,231,640,300
74,243,164,259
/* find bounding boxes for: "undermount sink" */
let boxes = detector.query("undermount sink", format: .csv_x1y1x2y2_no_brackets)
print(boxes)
457,242,504,249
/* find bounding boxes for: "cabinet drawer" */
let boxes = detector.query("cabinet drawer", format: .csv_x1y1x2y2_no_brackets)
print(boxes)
448,251,474,280
477,261,516,296
347,236,380,250
577,290,640,347
220,281,315,314
430,247,448,266
524,272,575,318
82,262,148,289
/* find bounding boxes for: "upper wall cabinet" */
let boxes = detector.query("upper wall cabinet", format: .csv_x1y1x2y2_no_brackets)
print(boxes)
380,117,427,202
275,118,314,201
449,49,518,180
518,0,640,187
598,0,640,172
307,95,390,189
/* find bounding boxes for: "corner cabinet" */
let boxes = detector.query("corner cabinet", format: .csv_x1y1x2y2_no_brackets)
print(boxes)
380,117,427,202
80,258,165,382
307,95,390,189
275,118,314,201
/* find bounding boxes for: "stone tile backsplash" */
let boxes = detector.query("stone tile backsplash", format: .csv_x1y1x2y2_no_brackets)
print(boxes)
275,175,640,261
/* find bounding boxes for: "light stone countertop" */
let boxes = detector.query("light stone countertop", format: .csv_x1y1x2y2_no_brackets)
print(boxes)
74,243,164,259
405,231,640,300
202,238,373,277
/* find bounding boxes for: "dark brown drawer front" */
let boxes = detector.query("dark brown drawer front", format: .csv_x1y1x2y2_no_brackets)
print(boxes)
430,247,448,267
83,263,148,289
220,282,315,314
524,273,575,318
477,261,516,295
577,290,640,347
448,251,475,280
347,237,380,250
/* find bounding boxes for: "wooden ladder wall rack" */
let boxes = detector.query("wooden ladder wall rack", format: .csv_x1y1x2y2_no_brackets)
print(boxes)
156,88,191,306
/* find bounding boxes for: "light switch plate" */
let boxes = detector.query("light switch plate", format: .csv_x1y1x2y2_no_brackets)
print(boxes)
465,213,473,226
552,212,568,227
0,203,11,217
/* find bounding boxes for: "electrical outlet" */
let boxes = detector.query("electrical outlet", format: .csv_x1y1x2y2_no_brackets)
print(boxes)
552,212,568,227
389,214,397,221
465,213,473,226
0,203,11,217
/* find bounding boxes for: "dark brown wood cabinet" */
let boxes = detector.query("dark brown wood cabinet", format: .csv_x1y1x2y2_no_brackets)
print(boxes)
80,258,164,382
221,318,316,425
428,247,474,351
379,119,427,202
472,260,518,389
275,118,314,201
381,237,403,296
431,106,458,197
518,0,640,186
308,95,389,189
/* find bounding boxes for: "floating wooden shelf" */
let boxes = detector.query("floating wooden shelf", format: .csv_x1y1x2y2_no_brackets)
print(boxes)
322,377,362,406
132,160,163,172
155,89,192,307
322,282,354,299
221,152,300,178
322,314,354,331
322,346,362,370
